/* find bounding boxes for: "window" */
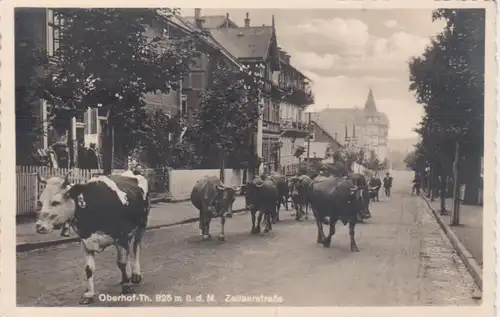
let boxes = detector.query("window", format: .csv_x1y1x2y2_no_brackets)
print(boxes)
47,9,61,56
84,109,98,135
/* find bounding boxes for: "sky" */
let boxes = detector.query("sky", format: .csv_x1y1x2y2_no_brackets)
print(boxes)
180,9,446,139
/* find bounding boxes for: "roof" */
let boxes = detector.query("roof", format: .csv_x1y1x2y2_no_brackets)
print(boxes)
209,26,274,60
364,88,377,112
184,15,239,29
167,14,241,67
306,142,330,159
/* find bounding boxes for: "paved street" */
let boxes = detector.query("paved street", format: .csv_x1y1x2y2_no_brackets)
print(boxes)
16,178,480,307
16,197,246,246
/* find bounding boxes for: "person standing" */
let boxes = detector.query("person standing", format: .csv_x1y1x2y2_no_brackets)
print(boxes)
412,173,422,196
383,172,393,197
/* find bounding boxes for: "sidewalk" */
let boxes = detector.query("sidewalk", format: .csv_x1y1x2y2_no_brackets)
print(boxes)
17,196,247,252
426,197,483,266
423,195,483,292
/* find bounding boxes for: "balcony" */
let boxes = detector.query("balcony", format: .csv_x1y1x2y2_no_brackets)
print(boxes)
280,119,310,137
278,83,314,107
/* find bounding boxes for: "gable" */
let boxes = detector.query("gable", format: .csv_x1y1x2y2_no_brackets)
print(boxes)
210,26,273,60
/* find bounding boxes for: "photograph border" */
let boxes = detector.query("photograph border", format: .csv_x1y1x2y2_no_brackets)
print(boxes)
1,0,496,316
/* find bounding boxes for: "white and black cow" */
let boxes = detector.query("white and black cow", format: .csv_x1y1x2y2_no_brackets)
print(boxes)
35,170,150,305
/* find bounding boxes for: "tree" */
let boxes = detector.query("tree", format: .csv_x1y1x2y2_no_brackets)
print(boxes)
364,150,384,172
15,19,49,165
294,145,306,165
190,59,263,180
409,9,484,205
334,145,365,172
138,110,198,169
37,8,200,173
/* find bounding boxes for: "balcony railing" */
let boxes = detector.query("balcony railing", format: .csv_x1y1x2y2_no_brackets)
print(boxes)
280,120,310,132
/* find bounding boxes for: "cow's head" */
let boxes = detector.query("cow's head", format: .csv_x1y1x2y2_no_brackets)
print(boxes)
215,183,240,216
288,176,302,197
35,171,79,234
244,178,264,211
348,185,364,204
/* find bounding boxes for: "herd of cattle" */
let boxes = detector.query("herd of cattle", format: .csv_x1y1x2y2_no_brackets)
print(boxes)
33,169,384,304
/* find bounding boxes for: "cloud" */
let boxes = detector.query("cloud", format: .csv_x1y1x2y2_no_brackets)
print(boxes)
384,20,398,28
289,24,432,78
277,16,441,139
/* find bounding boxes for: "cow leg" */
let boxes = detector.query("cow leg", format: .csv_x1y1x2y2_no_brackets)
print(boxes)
264,207,272,233
255,210,264,234
80,245,96,305
274,200,280,222
315,216,326,244
295,203,302,221
250,210,259,234
323,216,338,248
304,201,309,220
349,220,360,252
116,242,133,294
283,196,289,210
218,215,226,241
203,217,212,241
130,228,144,284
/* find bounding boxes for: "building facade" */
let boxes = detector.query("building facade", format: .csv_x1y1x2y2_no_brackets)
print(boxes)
193,10,283,174
277,48,312,174
190,10,314,174
312,89,389,161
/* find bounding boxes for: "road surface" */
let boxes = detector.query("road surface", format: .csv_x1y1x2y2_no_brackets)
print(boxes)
17,172,480,306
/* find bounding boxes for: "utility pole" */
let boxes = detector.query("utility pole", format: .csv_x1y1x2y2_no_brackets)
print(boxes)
306,112,312,163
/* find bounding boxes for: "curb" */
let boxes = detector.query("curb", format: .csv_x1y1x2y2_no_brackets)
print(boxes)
16,208,247,253
421,195,483,296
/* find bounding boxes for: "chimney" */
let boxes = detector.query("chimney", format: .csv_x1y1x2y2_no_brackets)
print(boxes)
244,12,250,27
284,54,291,64
226,12,230,28
194,8,202,28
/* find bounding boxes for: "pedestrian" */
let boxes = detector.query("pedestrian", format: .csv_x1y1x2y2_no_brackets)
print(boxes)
86,143,99,171
383,172,393,197
412,174,422,196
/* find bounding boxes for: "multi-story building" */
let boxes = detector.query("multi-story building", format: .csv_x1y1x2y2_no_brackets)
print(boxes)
15,8,241,168
187,10,315,175
312,89,390,161
277,48,313,174
191,10,283,174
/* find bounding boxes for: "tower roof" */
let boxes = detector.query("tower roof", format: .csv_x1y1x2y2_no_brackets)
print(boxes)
364,88,377,112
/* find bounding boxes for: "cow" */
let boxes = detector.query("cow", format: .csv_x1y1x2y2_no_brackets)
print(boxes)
243,177,277,234
190,176,240,242
288,174,313,220
307,176,364,251
263,172,289,222
35,170,150,305
368,176,382,202
348,173,371,221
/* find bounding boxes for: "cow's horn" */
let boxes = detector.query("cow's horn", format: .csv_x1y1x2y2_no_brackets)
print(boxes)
36,172,47,184
255,182,264,188
233,186,242,192
216,184,225,190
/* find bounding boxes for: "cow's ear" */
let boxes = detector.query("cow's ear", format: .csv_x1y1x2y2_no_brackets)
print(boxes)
65,184,85,200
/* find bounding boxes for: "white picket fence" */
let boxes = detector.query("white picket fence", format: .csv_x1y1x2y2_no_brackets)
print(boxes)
16,166,103,216
16,165,244,216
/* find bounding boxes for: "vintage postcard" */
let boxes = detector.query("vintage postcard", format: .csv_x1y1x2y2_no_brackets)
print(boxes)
0,0,496,317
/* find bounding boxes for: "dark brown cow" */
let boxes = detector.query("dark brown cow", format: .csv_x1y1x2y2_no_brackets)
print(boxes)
243,177,277,234
289,174,313,220
190,176,240,241
307,176,364,251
